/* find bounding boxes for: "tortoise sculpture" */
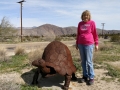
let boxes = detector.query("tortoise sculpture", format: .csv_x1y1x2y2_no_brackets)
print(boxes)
31,41,77,90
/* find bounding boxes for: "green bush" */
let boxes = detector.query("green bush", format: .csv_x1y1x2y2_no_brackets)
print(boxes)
54,36,62,41
110,34,120,42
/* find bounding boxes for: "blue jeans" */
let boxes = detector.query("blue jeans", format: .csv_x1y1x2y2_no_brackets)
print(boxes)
78,44,94,79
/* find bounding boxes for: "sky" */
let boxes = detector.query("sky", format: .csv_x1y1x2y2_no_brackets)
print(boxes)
0,0,120,30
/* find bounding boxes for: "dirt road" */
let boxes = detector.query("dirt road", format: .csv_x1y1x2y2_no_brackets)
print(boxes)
0,41,76,56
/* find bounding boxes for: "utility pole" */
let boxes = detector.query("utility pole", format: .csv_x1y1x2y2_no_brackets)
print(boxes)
17,0,25,42
101,23,105,38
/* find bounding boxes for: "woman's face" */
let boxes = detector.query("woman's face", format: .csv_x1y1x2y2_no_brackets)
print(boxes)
83,14,90,22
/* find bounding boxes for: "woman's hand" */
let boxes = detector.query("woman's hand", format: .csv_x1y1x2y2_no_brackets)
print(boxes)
76,44,78,50
95,45,98,51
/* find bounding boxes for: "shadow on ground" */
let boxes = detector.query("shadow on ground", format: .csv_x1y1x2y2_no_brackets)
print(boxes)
21,69,64,88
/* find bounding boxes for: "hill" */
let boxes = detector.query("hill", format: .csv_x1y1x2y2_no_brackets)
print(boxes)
16,24,120,36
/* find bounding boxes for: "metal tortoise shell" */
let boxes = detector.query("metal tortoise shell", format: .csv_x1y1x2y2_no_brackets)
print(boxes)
41,41,76,75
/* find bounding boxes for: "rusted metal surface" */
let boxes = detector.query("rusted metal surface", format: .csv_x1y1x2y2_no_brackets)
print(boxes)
32,41,77,90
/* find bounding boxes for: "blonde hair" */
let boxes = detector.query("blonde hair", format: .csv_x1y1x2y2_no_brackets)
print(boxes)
81,10,91,21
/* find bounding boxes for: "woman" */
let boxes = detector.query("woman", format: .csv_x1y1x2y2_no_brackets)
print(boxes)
76,10,99,85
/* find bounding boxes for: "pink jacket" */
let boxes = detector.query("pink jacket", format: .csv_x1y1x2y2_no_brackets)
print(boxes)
76,20,98,45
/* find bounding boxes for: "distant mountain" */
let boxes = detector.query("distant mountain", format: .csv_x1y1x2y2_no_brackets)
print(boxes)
97,28,120,35
16,24,120,36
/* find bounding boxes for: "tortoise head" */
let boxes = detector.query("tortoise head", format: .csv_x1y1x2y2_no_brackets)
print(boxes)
32,59,46,68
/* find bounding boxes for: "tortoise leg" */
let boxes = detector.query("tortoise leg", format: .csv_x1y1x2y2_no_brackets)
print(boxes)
71,73,77,81
31,68,39,85
62,75,71,90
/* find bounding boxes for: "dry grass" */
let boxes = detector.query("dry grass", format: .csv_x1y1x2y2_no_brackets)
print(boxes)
0,47,6,56
107,61,120,70
99,42,115,51
0,47,9,62
28,47,44,65
68,45,80,60
14,46,26,55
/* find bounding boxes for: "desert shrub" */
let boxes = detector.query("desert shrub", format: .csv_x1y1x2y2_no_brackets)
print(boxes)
14,46,25,55
0,47,6,56
28,49,43,65
0,47,9,62
0,17,17,42
99,43,115,51
104,34,109,39
110,34,120,42
42,36,56,41
54,36,62,41
60,36,75,41
25,36,32,41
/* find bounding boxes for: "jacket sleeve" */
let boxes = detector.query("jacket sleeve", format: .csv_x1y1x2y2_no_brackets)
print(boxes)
76,22,80,44
92,21,98,45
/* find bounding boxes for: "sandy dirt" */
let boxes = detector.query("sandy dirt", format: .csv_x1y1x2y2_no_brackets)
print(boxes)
0,67,120,90
0,41,120,90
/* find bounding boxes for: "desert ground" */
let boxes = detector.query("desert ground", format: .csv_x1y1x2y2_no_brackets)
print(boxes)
0,40,120,90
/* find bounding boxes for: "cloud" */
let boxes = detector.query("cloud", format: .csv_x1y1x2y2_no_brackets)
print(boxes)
10,17,45,27
0,0,120,30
